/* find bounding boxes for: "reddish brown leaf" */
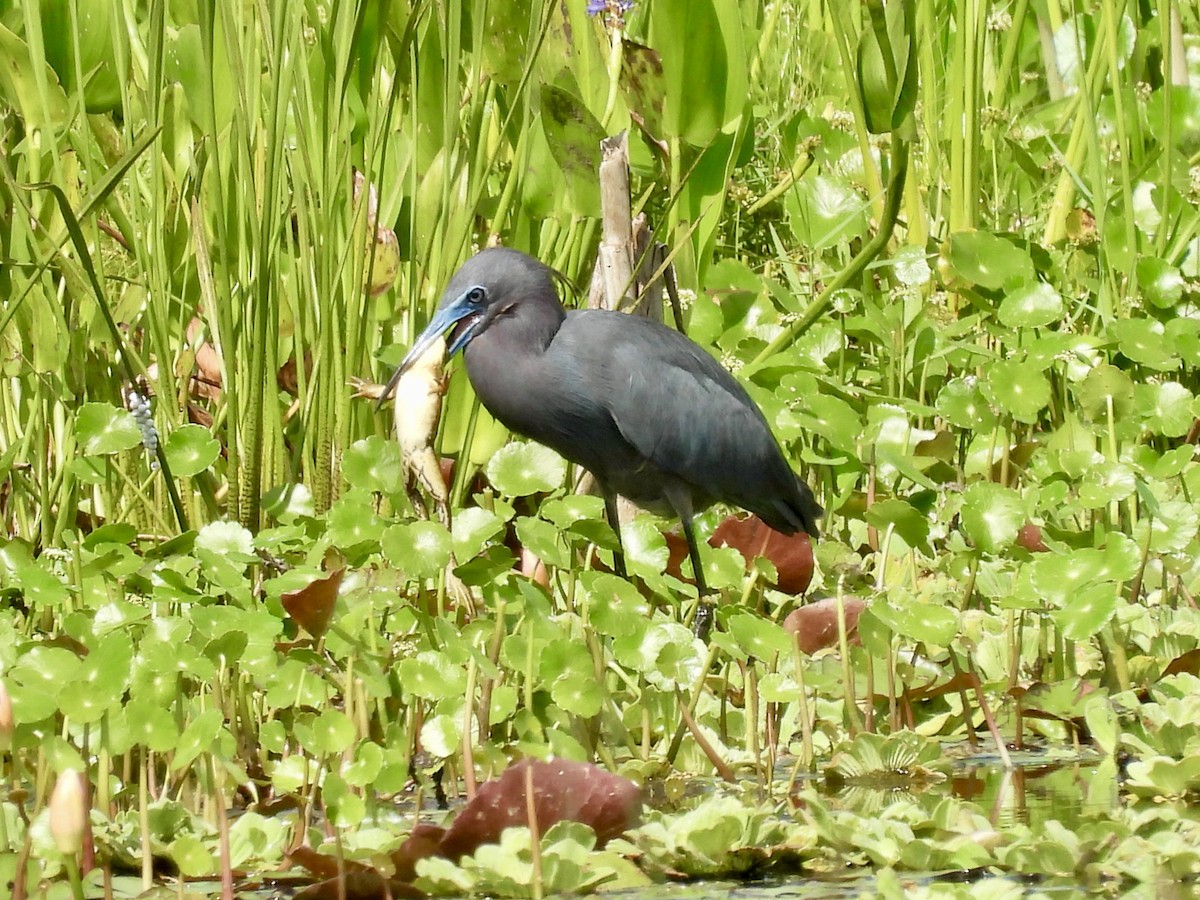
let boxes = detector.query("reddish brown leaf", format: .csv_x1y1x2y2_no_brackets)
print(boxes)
711,516,815,595
391,823,448,882
183,318,224,401
1016,523,1049,553
1163,648,1200,678
783,596,866,654
186,403,215,429
288,847,373,881
293,871,424,900
437,758,641,861
280,569,344,639
909,669,980,703
665,515,816,595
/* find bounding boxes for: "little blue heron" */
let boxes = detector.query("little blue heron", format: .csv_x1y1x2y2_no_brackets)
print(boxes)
382,248,821,637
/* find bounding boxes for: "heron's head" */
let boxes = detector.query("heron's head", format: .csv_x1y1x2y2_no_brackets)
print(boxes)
379,248,564,404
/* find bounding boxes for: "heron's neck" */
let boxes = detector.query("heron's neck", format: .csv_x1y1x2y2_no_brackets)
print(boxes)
463,293,566,431
495,291,566,354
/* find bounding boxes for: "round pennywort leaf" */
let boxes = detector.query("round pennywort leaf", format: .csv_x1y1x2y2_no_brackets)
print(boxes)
486,441,566,496
1073,364,1135,423
998,282,1063,329
382,520,453,580
164,424,220,476
342,436,404,494
945,231,1036,291
961,482,1024,555
981,360,1050,422
76,402,143,456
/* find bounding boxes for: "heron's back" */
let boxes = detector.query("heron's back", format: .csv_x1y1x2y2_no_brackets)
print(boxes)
518,310,821,536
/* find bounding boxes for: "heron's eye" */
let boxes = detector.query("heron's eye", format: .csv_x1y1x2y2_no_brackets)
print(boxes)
466,287,486,305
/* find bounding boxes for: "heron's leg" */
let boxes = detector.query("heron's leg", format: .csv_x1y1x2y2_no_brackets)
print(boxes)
680,515,715,641
603,493,628,577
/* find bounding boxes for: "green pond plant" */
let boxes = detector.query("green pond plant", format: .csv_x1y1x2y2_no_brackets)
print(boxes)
1,0,1200,896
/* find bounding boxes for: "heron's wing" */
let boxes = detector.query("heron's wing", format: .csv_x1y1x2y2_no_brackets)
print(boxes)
571,312,792,506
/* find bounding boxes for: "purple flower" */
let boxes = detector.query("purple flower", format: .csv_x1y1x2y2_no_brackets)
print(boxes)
587,0,634,16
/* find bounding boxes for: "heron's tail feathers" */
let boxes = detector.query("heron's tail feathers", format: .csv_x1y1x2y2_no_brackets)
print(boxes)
792,479,823,539
765,478,822,538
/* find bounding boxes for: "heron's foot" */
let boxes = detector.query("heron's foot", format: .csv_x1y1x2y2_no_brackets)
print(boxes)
693,599,715,642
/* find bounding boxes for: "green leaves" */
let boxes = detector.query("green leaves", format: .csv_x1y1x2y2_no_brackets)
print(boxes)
998,283,1064,329
981,360,1050,423
343,436,405,494
487,442,566,497
164,425,220,477
1073,365,1134,423
961,483,1025,555
76,402,142,456
541,85,605,217
383,521,454,580
855,0,917,135
646,0,747,145
944,232,1037,291
787,175,869,250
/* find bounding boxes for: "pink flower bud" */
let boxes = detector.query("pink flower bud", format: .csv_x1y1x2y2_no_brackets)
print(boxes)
49,769,88,855
0,680,12,753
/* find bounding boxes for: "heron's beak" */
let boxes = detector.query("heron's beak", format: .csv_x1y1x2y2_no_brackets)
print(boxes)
377,292,482,408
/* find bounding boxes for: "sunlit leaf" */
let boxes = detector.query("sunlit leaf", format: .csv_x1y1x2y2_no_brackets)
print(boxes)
1053,583,1118,641
865,499,930,549
382,521,453,580
515,516,570,570
1073,364,1135,422
1109,318,1178,370
981,360,1049,422
164,424,220,477
487,441,566,496
961,483,1024,555
788,174,869,250
945,232,1036,291
452,506,506,560
936,378,996,431
998,282,1063,329
342,436,405,494
1132,499,1199,554
1078,463,1136,509
1138,257,1185,309
75,402,143,456
1140,382,1193,438
195,521,255,560
794,392,862,453
396,651,468,701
